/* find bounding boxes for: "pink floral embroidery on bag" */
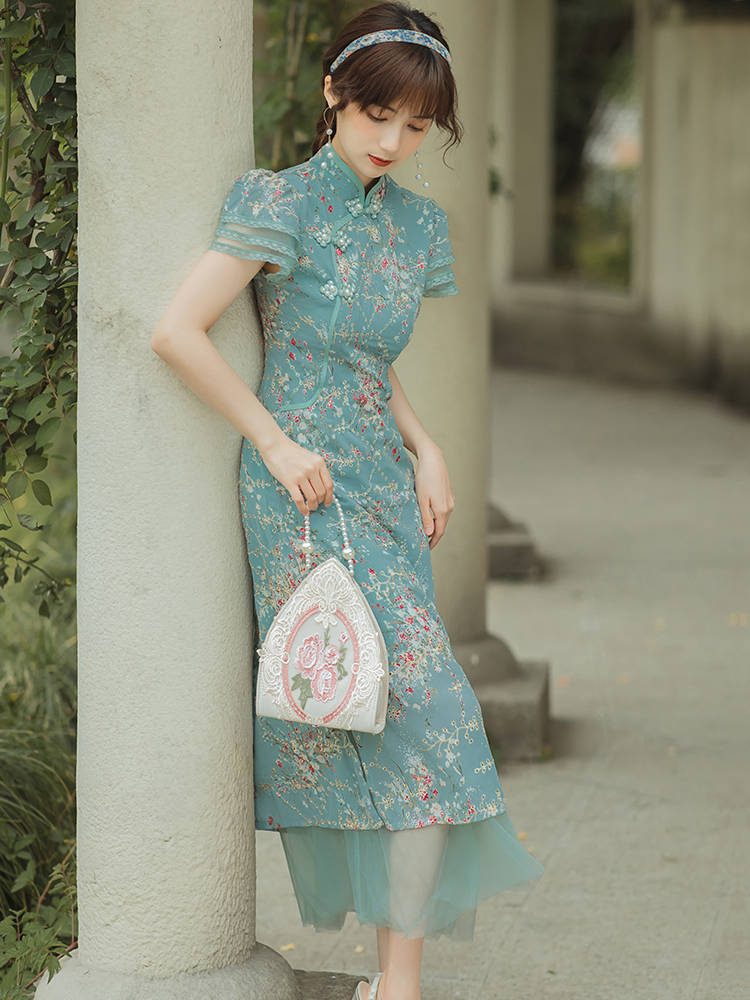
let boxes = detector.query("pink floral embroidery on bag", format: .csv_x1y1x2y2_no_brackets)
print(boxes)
312,665,337,702
323,643,340,669
290,627,349,709
295,633,325,678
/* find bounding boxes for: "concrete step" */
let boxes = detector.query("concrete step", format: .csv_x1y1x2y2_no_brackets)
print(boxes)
454,634,550,761
487,502,544,580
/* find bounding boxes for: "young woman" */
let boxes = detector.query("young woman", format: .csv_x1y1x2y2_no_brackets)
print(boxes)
151,3,545,998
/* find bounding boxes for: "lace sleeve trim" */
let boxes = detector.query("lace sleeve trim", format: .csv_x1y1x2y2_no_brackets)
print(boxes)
218,210,299,240
210,218,300,282
424,262,458,297
424,281,459,298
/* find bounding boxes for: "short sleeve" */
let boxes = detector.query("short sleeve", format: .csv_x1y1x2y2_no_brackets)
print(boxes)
423,204,459,298
210,169,302,283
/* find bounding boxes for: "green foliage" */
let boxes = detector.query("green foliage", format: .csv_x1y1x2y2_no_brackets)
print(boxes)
0,617,76,996
0,832,76,998
0,721,75,917
253,0,369,172
0,0,77,613
0,442,76,991
0,501,76,918
0,713,76,990
552,0,635,287
570,167,634,287
553,0,632,199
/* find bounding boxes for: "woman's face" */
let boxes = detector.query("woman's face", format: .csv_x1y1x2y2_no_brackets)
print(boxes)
323,75,432,191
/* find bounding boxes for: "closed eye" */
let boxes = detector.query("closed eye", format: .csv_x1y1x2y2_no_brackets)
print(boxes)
367,111,425,133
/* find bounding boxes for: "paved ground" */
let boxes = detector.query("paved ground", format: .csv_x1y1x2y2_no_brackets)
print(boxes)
255,368,750,1000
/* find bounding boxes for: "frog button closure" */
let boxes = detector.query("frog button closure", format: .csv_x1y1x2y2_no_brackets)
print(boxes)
333,231,353,251
345,197,364,217
365,194,384,217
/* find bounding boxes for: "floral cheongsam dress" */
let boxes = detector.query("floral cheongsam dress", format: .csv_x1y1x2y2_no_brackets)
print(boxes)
210,143,545,941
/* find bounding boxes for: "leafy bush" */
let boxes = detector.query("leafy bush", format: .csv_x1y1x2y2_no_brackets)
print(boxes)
0,830,76,998
0,0,77,615
253,0,369,172
0,721,74,918
0,438,75,992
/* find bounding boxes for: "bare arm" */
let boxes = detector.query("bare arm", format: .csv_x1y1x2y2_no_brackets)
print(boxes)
387,365,455,549
150,250,333,513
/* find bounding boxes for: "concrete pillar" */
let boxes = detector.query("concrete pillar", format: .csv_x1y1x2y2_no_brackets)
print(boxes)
488,0,555,290
488,0,516,299
510,0,555,278
36,3,298,998
391,0,549,758
488,0,554,288
391,0,491,647
648,16,750,404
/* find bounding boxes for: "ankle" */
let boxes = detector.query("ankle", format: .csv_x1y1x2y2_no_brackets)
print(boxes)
378,969,420,1000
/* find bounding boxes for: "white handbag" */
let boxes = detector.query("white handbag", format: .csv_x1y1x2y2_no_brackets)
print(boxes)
255,494,389,734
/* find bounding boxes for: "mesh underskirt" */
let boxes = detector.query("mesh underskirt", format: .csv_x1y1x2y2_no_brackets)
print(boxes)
279,810,545,942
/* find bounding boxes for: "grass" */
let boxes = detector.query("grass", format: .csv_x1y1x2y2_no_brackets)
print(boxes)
0,427,77,919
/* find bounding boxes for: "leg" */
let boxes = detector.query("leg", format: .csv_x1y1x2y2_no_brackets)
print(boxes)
363,824,448,998
377,926,390,971
363,928,424,1000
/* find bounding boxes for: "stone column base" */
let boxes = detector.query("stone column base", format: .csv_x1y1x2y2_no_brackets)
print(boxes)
487,503,544,581
294,970,369,999
35,944,300,1000
454,634,550,761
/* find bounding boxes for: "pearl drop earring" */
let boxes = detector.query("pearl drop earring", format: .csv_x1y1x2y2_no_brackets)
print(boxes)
324,106,335,159
414,150,429,189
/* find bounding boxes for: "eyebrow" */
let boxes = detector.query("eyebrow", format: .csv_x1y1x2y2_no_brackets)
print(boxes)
379,105,433,120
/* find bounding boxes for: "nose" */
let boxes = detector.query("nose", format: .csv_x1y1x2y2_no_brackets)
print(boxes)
378,123,401,157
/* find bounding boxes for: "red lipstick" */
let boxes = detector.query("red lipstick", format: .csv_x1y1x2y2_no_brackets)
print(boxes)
369,154,392,167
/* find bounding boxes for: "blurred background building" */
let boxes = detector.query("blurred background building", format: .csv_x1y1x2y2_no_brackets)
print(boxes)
490,0,750,410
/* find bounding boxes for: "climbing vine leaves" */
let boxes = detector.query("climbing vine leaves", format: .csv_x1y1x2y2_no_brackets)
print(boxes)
0,0,76,614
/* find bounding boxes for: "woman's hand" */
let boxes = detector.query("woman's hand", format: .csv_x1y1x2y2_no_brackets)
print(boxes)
385,365,454,548
260,434,334,515
414,440,455,549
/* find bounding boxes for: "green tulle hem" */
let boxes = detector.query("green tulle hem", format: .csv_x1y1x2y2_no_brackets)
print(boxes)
278,810,545,942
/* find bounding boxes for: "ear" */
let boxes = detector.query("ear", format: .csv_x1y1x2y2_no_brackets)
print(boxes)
323,75,337,107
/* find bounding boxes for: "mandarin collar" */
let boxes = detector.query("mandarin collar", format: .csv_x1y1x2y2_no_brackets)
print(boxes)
308,143,388,215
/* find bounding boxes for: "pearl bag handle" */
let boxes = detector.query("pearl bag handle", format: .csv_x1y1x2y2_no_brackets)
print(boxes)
300,493,355,576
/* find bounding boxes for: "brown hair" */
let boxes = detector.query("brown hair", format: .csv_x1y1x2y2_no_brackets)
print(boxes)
312,2,462,163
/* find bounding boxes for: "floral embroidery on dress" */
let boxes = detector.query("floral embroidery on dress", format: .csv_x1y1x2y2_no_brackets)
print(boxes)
212,144,503,835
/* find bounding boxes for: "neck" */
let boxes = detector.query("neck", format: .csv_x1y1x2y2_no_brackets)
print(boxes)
330,136,381,194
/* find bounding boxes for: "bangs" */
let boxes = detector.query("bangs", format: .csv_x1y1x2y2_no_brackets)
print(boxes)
331,42,455,127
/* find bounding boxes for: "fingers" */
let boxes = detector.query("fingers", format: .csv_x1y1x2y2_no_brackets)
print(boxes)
419,496,434,540
292,484,309,517
297,476,324,512
294,458,335,514
260,434,335,515
429,510,449,549
424,492,455,549
319,464,334,507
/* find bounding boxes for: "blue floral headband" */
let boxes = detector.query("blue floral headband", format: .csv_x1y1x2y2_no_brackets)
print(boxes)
329,29,452,73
